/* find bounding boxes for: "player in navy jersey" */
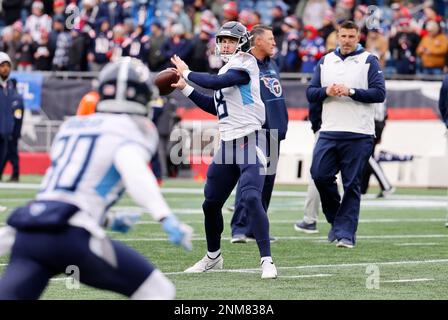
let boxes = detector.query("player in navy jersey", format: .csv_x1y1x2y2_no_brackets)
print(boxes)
0,58,193,299
171,21,277,279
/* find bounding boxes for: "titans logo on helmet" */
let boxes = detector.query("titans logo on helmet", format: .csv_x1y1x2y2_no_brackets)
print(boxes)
261,77,282,98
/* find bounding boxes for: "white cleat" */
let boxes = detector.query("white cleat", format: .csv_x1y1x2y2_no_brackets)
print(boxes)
261,260,278,279
184,254,223,273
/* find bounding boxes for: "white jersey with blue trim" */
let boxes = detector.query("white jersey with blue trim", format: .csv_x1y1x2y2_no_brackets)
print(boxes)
215,52,265,141
36,113,158,225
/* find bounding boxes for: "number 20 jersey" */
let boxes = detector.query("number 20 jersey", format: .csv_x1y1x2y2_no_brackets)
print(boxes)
215,52,266,141
36,113,158,224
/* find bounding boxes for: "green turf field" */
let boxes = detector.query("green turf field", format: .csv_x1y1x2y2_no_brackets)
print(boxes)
0,176,447,300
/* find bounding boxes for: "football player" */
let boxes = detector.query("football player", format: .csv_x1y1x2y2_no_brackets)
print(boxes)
170,21,277,279
0,57,193,299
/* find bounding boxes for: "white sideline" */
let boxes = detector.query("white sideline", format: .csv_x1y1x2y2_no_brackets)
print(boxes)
395,243,440,246
382,278,434,283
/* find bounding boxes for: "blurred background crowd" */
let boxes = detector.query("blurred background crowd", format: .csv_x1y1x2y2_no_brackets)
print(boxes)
0,0,447,75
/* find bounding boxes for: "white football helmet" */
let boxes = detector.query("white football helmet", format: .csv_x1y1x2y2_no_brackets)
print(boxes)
96,57,158,116
215,21,251,63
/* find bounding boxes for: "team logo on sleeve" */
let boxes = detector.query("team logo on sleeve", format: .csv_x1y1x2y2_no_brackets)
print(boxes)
261,77,282,97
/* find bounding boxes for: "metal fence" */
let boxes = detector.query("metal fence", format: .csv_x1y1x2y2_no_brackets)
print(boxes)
17,71,444,153
28,70,446,82
20,120,63,153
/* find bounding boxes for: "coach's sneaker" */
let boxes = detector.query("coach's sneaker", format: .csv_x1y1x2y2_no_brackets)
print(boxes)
336,238,354,249
184,254,223,273
245,235,278,243
294,220,319,234
230,234,248,244
261,260,277,279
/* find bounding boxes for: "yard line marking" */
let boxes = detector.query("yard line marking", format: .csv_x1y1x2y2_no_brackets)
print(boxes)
0,183,40,190
277,259,448,271
251,218,446,223
1,182,446,200
4,259,448,275
278,274,332,279
0,199,36,202
291,218,445,223
113,205,447,216
49,277,69,282
117,234,448,242
382,278,434,283
132,218,446,226
165,259,448,275
170,271,333,279
395,243,440,246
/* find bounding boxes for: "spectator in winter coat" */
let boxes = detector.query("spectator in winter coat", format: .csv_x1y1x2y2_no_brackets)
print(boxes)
299,24,326,73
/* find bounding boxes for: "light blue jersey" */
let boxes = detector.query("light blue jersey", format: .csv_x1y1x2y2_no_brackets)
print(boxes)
216,52,266,141
37,113,158,225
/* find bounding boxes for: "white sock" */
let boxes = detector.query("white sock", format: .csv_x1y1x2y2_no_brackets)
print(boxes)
207,250,221,259
261,256,273,264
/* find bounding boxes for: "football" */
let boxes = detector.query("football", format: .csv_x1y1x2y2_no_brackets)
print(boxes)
154,69,180,96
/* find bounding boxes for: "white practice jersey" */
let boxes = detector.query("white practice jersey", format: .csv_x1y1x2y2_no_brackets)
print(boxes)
37,113,158,226
215,52,265,141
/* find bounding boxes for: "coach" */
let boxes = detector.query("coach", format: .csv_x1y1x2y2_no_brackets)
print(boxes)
0,52,15,181
306,21,386,248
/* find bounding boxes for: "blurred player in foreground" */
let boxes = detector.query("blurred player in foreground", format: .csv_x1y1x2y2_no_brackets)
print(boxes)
0,57,193,299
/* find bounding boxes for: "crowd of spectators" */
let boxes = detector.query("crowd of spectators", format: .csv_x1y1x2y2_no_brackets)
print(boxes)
0,0,447,75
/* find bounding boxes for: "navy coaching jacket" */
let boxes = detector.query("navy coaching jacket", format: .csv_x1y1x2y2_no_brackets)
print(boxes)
0,80,16,136
257,56,288,141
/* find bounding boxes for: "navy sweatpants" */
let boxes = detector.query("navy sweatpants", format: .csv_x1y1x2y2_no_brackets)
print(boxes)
202,132,271,257
0,137,19,179
310,137,374,243
0,226,155,299
0,135,8,179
